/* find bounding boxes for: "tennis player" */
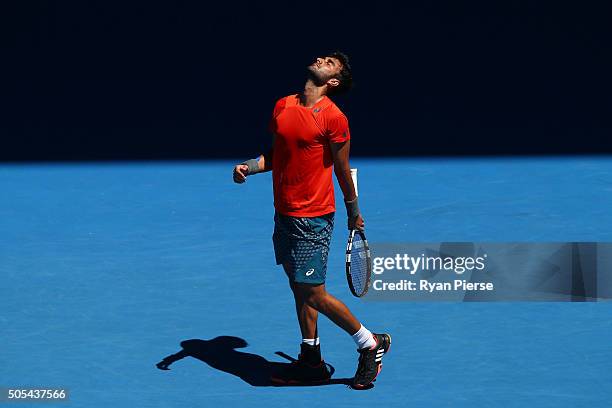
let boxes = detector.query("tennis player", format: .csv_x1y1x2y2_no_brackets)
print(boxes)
232,52,390,388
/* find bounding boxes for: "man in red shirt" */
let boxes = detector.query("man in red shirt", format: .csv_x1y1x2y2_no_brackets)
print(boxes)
233,52,390,388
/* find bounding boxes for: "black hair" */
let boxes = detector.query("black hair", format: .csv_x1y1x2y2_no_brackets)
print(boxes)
326,51,353,95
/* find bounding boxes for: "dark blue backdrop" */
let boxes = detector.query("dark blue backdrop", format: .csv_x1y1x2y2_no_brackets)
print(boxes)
3,1,609,161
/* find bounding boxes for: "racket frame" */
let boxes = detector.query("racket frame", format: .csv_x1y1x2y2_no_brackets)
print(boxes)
345,229,372,298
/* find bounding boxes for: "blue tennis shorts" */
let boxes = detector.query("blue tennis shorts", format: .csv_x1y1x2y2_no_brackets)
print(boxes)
273,211,335,285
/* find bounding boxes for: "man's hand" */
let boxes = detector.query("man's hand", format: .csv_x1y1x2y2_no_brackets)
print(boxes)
233,164,249,184
348,214,365,231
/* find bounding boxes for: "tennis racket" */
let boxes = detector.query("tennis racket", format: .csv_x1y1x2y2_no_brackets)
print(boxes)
345,168,373,297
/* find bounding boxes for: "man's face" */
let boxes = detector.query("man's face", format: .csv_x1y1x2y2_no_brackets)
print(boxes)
307,56,343,87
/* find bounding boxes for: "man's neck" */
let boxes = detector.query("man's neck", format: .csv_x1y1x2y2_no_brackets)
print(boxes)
300,79,326,108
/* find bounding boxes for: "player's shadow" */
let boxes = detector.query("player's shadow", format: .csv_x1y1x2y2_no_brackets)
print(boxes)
155,336,354,387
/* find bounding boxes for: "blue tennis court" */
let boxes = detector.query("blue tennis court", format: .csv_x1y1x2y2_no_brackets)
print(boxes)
2,157,611,407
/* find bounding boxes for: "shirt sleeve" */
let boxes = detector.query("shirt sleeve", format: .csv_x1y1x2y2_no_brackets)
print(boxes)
268,97,286,134
327,113,351,143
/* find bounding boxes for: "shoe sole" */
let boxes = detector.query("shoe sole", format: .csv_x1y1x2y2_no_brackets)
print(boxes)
352,333,392,389
271,376,331,386
270,362,333,386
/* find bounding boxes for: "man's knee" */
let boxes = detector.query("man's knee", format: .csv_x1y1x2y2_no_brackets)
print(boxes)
304,290,329,311
292,282,327,309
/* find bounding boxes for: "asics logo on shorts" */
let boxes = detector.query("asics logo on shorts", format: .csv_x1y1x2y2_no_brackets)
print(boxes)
305,268,315,276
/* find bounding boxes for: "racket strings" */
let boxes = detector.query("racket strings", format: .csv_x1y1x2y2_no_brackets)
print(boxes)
350,234,369,295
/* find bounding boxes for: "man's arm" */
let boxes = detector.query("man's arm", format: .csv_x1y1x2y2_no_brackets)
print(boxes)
330,140,365,230
232,134,275,184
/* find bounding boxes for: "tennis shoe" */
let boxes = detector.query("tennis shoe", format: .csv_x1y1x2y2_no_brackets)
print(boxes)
352,333,391,388
271,344,331,385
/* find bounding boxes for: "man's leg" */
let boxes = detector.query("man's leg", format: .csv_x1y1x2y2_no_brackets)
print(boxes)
270,265,331,384
291,282,361,335
288,276,318,340
286,267,326,370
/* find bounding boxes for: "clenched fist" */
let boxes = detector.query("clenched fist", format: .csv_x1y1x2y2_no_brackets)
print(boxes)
233,164,249,184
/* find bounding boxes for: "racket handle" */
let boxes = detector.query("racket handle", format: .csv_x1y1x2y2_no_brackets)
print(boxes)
350,168,358,197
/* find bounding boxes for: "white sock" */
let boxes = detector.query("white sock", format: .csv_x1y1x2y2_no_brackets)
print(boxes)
351,325,376,350
302,337,320,346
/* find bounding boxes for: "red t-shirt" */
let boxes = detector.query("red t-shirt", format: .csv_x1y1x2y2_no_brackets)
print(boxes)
269,94,351,217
